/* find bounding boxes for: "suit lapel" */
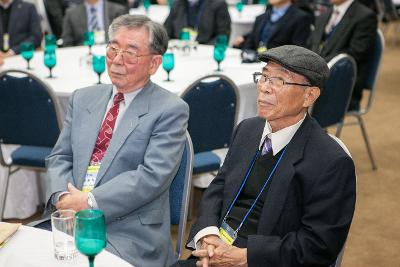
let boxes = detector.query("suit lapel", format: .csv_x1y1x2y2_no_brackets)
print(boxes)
8,0,22,35
267,6,294,43
313,10,331,53
93,82,153,186
322,3,356,56
254,13,268,46
76,85,113,188
257,115,313,235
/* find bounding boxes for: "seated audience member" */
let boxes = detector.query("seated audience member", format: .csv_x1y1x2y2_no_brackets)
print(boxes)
235,0,312,52
36,15,189,266
173,45,356,267
0,0,41,64
61,0,126,46
309,0,377,111
44,0,69,39
164,0,231,44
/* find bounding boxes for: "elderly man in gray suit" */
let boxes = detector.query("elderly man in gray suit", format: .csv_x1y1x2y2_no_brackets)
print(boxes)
42,14,189,267
61,0,126,46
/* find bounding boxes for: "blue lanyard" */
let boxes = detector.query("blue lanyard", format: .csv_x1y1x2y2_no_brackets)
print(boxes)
222,145,288,233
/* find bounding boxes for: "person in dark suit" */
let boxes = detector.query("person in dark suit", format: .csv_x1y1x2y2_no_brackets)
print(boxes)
309,0,377,111
0,0,41,63
173,45,356,267
61,0,126,46
164,0,231,44
239,0,313,51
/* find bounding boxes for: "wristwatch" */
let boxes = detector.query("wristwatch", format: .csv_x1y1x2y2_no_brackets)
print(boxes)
87,194,94,209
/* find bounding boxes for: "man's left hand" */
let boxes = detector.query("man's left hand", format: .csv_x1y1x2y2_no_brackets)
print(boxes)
193,237,248,267
55,183,89,212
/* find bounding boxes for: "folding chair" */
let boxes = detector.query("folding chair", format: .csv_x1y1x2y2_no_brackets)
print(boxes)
0,69,63,220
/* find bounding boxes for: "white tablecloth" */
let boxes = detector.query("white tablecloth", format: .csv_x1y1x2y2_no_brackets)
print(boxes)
130,4,266,45
0,44,263,219
0,226,133,267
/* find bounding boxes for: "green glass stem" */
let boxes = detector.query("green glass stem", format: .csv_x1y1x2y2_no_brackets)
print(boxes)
97,73,102,84
27,59,31,70
166,71,170,81
88,255,95,267
88,45,92,55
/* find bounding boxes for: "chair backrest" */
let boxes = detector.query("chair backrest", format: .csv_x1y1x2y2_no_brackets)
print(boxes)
360,30,385,113
181,74,240,153
328,133,355,267
311,54,357,128
0,69,63,147
169,132,194,260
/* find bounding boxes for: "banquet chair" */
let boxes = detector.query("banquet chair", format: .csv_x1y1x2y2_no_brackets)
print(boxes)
310,54,357,137
328,134,355,267
0,69,63,221
181,74,240,189
169,132,194,261
344,30,384,170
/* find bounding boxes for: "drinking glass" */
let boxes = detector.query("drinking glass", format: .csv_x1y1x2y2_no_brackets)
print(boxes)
44,50,57,78
84,31,95,55
213,45,225,71
162,52,175,81
51,210,78,261
215,34,229,51
20,42,34,70
167,0,174,8
92,55,106,84
236,1,244,16
75,209,107,267
143,0,151,12
45,34,57,53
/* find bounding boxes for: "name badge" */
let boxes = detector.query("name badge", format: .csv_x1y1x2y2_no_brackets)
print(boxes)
82,164,100,192
94,30,105,44
219,221,237,245
3,33,9,51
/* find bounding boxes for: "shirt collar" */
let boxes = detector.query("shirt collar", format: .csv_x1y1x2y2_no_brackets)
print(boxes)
0,0,13,9
272,3,291,15
333,0,353,15
259,114,306,155
111,85,143,107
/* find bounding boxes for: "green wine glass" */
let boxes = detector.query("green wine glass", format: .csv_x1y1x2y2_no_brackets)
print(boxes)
84,31,95,55
92,55,106,84
75,209,107,267
45,34,57,54
20,42,34,70
213,45,225,72
167,0,174,8
143,0,151,12
236,1,244,16
162,52,175,81
215,34,229,51
44,50,57,78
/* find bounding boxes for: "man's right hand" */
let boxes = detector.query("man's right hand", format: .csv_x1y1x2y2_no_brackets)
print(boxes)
192,234,221,267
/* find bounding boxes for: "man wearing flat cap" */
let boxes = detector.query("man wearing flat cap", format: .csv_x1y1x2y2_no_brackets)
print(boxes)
173,45,356,267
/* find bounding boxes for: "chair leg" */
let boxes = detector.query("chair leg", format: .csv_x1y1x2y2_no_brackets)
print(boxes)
0,167,11,221
357,115,377,170
335,121,344,138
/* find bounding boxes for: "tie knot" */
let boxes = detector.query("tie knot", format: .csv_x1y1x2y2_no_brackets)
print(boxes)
113,93,124,105
261,136,272,156
90,6,96,13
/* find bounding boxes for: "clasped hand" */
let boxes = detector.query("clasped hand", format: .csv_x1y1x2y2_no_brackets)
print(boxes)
192,235,247,267
55,183,89,212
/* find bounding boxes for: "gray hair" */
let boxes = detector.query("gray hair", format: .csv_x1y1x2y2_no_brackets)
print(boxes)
108,14,169,55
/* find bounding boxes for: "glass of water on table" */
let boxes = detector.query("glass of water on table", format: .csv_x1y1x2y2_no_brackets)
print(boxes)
51,209,78,261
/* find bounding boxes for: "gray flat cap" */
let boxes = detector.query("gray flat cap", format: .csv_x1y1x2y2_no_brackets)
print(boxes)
258,45,330,89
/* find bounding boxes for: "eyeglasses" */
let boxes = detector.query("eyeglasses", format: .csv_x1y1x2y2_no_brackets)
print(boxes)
106,44,153,64
253,72,311,89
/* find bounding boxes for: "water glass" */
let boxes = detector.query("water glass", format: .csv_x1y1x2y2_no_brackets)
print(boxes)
51,210,78,261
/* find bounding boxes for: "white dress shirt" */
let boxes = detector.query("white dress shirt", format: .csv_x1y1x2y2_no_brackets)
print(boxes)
188,114,306,249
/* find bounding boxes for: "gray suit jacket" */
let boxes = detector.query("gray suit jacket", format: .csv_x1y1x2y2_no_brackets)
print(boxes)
61,1,126,46
45,81,189,267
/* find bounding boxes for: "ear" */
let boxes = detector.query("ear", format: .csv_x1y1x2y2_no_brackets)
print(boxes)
303,86,320,108
148,55,162,75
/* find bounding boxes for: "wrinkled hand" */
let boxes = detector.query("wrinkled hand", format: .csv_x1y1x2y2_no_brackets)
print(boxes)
55,183,89,212
192,235,220,267
195,237,247,267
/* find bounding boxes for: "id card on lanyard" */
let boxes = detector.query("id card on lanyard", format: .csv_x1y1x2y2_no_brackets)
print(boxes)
219,146,287,245
82,164,101,192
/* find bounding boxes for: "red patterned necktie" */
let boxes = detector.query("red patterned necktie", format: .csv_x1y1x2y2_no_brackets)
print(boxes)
90,92,124,165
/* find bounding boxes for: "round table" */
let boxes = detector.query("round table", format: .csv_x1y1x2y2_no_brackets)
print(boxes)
0,226,134,267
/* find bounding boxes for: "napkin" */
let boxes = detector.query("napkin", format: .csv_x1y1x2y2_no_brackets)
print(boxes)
0,222,21,248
